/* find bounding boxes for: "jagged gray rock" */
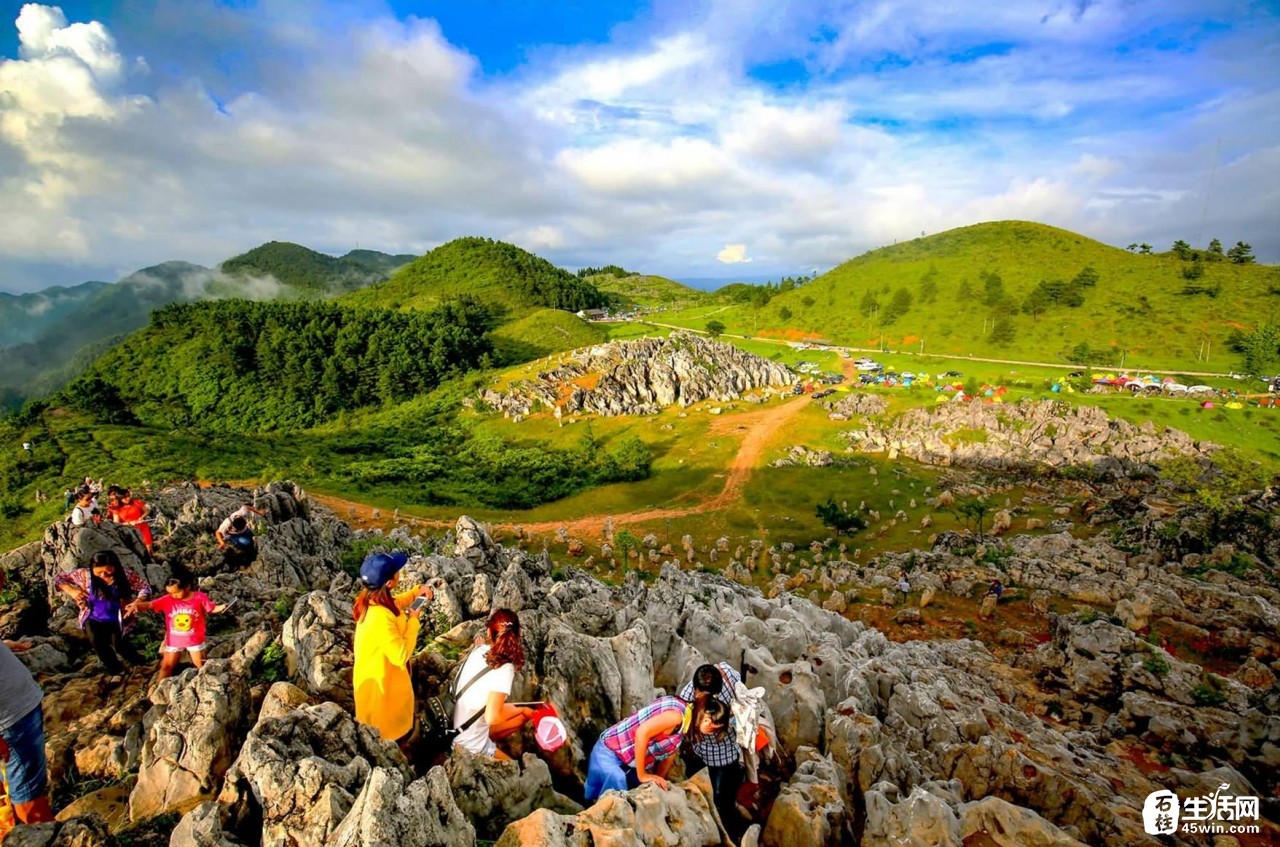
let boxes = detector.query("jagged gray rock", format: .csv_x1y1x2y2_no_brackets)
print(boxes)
217,701,408,846
327,766,474,847
129,632,269,821
845,399,1212,477
1,814,112,847
282,591,356,707
481,332,797,418
494,771,729,847
445,749,583,839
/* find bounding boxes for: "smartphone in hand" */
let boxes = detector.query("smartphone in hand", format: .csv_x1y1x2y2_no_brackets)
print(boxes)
408,594,430,613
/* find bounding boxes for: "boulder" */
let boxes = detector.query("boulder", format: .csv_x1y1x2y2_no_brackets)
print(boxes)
327,766,474,847
129,646,259,821
496,771,728,847
2,815,112,847
444,749,582,840
168,802,246,847
217,701,408,845
281,591,355,706
761,753,852,847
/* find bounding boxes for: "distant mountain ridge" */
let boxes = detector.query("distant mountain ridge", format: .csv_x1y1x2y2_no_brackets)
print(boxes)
0,245,415,412
220,242,416,295
0,280,111,347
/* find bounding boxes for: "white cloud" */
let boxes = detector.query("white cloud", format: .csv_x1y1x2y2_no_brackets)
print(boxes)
717,243,752,264
1,0,1278,292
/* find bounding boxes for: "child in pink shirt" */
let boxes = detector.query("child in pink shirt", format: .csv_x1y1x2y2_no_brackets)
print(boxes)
128,564,230,679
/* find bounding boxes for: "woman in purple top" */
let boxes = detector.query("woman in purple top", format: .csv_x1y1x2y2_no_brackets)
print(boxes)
583,693,730,800
54,550,151,674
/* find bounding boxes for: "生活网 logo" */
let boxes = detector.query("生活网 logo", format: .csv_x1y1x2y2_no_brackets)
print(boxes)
1143,784,1260,836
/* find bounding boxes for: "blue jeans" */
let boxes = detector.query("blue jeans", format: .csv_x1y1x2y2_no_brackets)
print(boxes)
583,738,640,800
1,705,47,805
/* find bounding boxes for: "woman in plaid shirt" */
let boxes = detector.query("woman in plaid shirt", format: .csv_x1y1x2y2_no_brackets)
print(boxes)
583,693,730,799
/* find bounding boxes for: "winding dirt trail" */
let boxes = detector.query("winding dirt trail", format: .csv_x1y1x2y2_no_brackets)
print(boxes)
307,393,814,539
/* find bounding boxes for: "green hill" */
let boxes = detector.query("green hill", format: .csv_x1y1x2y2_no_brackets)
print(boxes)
664,221,1280,371
591,273,704,308
60,298,492,432
489,308,607,363
220,242,405,296
342,237,611,316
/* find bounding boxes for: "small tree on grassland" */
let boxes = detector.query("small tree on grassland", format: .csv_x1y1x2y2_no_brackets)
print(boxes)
816,497,866,536
954,497,991,540
1227,241,1255,264
705,319,726,338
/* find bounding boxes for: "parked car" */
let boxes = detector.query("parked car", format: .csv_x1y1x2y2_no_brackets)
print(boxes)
1067,371,1084,378
942,370,963,378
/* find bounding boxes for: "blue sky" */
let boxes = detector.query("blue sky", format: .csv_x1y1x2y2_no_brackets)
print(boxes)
1,0,1277,292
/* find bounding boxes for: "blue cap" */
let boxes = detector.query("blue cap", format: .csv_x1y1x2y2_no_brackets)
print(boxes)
359,552,409,589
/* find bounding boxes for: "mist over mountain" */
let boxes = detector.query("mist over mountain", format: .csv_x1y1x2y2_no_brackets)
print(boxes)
0,246,414,412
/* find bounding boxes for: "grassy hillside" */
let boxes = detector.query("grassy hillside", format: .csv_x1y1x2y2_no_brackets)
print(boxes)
342,237,611,316
662,221,1280,372
59,299,492,432
591,273,704,308
489,308,606,364
220,242,402,296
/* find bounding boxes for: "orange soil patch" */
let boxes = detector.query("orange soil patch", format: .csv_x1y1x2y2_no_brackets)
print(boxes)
1119,743,1171,775
757,328,823,341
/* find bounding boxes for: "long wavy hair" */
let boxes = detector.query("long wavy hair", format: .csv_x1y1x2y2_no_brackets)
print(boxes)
681,692,730,751
353,585,400,623
88,550,135,602
485,608,525,671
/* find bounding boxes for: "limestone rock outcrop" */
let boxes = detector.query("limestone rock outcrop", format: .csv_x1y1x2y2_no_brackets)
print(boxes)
480,332,797,418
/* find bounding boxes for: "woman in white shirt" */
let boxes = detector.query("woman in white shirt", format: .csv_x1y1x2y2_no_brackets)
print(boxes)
451,608,533,760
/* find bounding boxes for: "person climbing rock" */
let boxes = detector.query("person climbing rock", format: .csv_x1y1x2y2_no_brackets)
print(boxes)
451,608,534,761
679,663,744,821
108,487,154,557
53,550,151,675
216,503,263,566
584,693,730,800
68,488,99,527
127,563,230,680
0,641,54,826
352,552,433,749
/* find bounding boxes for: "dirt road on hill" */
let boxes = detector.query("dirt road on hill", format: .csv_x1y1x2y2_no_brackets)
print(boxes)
643,321,1235,378
306,393,813,539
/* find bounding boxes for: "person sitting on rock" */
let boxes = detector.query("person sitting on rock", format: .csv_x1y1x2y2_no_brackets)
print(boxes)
352,552,434,750
0,640,54,827
987,580,1004,601
451,608,534,761
68,488,100,527
126,564,229,680
108,487,154,557
53,550,151,675
216,504,263,565
679,663,743,819
584,692,730,800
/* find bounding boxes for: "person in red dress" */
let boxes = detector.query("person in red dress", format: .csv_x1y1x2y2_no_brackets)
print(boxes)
108,487,153,556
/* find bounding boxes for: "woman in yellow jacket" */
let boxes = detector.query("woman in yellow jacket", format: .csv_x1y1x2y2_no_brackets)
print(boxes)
352,552,433,747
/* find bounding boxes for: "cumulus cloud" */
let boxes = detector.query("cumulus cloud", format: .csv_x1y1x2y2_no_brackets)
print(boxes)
0,0,1277,293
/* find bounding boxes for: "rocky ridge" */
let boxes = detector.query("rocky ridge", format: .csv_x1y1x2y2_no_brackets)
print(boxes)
477,331,798,418
844,400,1216,477
0,481,1275,846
